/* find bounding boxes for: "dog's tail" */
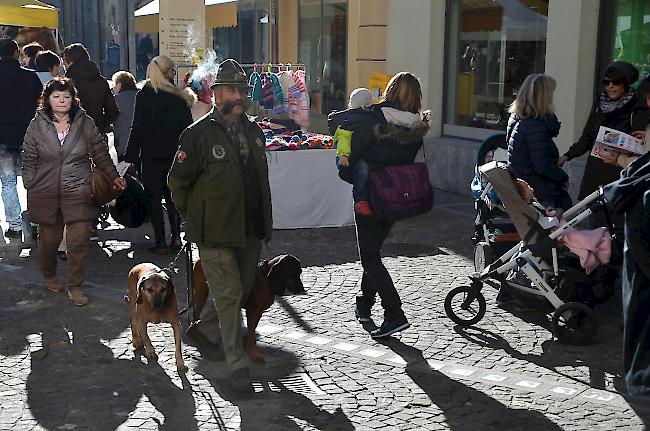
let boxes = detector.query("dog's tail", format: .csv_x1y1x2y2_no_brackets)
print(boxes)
124,295,131,304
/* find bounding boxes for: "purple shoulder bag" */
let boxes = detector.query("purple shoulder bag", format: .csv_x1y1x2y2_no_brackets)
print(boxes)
369,162,433,222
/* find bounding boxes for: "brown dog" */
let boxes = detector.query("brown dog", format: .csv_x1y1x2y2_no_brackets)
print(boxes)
125,263,187,372
191,254,304,362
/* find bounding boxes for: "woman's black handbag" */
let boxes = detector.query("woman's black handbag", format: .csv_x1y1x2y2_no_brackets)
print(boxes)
109,174,151,228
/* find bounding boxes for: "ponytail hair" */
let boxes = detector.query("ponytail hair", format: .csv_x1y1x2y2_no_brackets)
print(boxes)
146,55,179,95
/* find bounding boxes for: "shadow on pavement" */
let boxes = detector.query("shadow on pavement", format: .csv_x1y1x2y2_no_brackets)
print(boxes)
276,297,315,333
2,294,197,430
378,339,564,431
454,325,625,391
194,346,354,431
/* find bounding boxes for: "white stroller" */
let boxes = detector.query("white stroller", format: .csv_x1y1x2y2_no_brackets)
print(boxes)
445,161,618,345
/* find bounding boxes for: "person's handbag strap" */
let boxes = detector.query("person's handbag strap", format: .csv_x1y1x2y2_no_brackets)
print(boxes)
82,123,97,172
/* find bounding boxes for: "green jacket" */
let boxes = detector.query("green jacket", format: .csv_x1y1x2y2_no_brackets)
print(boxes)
168,108,273,247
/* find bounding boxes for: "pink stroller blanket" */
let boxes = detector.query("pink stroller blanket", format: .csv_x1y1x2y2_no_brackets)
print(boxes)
554,225,612,274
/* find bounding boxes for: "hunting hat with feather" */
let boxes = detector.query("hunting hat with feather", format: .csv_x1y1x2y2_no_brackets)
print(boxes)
211,58,250,89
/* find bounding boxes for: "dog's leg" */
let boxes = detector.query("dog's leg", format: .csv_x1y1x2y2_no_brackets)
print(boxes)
130,310,143,350
245,309,265,362
135,318,158,363
171,320,188,373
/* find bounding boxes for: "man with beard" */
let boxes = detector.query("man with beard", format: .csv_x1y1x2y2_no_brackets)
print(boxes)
168,59,272,393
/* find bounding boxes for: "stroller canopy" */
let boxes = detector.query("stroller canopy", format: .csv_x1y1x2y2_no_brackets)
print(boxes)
479,161,541,242
476,132,507,165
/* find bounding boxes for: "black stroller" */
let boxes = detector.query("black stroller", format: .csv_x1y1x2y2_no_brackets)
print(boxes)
470,133,520,271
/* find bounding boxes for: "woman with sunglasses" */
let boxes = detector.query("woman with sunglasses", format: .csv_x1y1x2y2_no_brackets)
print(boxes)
124,55,193,254
558,62,648,209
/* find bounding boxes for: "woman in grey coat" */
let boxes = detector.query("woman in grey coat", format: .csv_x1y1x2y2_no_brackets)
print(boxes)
22,77,126,305
111,70,138,160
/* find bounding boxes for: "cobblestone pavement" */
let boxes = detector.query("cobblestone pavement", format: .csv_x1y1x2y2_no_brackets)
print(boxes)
0,191,648,430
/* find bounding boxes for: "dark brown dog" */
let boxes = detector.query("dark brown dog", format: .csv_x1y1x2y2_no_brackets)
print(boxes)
191,254,304,362
125,263,187,372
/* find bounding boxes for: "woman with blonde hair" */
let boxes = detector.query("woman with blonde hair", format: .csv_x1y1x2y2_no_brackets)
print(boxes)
124,55,193,254
507,73,571,212
349,72,431,338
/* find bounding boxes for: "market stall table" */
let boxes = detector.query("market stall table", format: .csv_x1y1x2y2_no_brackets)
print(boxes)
266,149,354,229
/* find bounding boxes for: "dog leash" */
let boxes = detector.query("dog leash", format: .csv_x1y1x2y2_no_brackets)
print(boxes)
162,243,189,274
185,241,195,327
161,242,196,326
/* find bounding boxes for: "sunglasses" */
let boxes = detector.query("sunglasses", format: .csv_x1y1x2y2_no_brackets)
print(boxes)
602,78,623,87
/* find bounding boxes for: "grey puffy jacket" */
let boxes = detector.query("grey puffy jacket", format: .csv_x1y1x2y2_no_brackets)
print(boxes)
22,108,119,225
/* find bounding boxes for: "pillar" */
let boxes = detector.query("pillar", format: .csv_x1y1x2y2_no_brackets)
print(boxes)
545,0,600,154
347,0,388,99
386,0,445,137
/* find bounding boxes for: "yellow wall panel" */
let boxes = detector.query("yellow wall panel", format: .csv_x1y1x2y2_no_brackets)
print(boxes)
278,0,298,63
359,0,387,26
356,26,387,60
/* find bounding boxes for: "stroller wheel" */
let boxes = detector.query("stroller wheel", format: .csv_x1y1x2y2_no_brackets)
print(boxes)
474,241,494,272
444,285,486,327
551,302,598,345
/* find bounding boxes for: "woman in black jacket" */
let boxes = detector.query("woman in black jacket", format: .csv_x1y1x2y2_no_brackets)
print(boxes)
559,62,648,203
507,74,571,212
350,72,430,338
124,55,193,254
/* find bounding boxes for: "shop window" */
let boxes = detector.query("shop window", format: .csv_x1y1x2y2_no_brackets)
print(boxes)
299,0,347,116
444,0,549,136
603,0,650,80
213,0,276,63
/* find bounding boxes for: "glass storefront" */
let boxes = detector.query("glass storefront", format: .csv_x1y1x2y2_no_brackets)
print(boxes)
299,0,347,116
445,0,549,133
602,0,650,81
213,0,276,63
133,0,348,130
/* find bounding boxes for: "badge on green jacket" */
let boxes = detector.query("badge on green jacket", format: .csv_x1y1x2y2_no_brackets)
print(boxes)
212,145,226,160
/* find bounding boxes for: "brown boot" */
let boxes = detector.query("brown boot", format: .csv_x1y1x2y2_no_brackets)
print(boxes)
67,286,88,306
45,277,64,293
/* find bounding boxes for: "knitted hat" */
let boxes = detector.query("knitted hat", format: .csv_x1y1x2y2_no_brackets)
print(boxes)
348,88,372,109
604,61,639,86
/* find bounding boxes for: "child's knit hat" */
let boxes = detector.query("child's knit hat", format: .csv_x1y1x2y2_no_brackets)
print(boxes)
349,88,372,109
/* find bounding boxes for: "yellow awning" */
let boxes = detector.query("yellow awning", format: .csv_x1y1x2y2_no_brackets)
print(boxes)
135,0,237,33
0,0,58,29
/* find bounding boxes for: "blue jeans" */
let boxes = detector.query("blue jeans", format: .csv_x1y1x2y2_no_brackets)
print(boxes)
352,159,370,202
0,153,22,231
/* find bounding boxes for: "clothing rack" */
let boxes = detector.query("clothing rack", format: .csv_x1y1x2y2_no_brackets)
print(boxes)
240,63,306,73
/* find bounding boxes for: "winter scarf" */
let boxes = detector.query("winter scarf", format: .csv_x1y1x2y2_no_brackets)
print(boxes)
249,72,263,103
599,90,636,114
270,74,287,115
262,74,274,109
